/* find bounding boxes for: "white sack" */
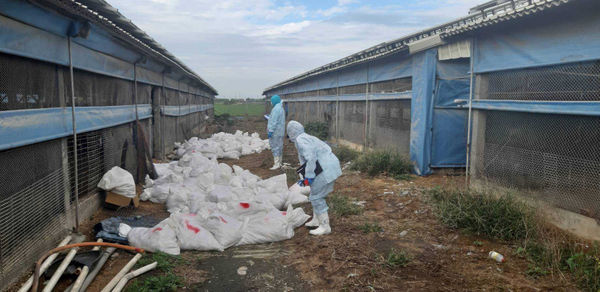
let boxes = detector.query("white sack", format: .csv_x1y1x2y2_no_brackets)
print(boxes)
127,219,180,255
203,212,247,248
97,166,136,198
238,208,294,245
169,213,224,251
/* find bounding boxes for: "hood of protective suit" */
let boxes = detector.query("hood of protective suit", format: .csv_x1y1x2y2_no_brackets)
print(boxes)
270,95,281,106
287,120,304,141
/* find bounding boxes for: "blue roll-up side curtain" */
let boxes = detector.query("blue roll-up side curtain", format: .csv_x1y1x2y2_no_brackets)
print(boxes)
474,7,600,73
430,58,470,168
472,6,600,116
409,49,437,176
0,105,152,151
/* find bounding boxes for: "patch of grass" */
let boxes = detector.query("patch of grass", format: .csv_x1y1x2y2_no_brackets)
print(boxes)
125,273,183,292
526,265,549,279
214,102,265,116
473,240,483,246
358,222,383,234
564,248,600,292
329,194,363,217
135,252,183,271
428,188,536,241
304,122,329,140
383,248,411,268
126,252,185,292
351,150,411,179
430,187,600,291
332,145,360,164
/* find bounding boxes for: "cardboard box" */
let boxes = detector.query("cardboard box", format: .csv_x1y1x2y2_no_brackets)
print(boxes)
105,191,139,208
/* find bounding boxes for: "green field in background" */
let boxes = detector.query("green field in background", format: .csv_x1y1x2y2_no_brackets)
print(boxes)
214,103,265,116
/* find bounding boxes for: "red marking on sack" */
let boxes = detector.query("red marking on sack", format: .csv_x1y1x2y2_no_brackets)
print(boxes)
185,220,200,234
219,216,228,224
192,150,196,153
152,227,162,232
281,211,287,216
240,202,250,209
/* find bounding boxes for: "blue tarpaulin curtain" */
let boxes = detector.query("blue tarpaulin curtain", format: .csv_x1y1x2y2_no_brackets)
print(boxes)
409,49,437,175
474,7,600,73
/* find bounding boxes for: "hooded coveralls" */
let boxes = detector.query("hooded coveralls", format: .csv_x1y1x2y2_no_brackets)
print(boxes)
287,120,342,214
267,95,285,157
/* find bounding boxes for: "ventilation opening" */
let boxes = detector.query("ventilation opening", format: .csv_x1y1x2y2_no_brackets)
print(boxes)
68,130,105,201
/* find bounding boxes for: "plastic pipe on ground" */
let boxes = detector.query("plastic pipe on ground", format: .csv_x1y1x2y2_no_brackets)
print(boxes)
32,242,144,292
42,248,79,292
70,266,89,292
79,247,116,292
100,253,143,292
112,262,157,292
18,236,72,292
92,239,103,251
64,239,104,292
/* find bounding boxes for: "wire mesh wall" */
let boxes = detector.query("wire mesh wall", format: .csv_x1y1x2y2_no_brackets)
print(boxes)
0,50,214,289
474,111,600,218
481,60,600,101
472,60,600,219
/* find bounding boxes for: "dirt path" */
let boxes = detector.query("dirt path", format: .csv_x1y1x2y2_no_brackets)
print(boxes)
12,117,577,291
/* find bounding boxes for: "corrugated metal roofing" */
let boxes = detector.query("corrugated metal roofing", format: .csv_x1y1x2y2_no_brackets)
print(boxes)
263,0,574,94
39,0,218,95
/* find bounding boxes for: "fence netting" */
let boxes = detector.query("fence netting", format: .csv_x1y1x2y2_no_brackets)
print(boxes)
472,60,600,219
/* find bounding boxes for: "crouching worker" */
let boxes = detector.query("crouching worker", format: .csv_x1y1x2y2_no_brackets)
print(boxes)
287,120,342,235
267,95,285,170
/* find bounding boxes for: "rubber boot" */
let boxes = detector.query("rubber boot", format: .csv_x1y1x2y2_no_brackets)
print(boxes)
270,156,282,170
309,212,331,235
304,211,319,228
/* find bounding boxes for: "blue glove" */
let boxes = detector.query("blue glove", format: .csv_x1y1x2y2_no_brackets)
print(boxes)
303,178,314,186
268,132,273,138
297,179,304,186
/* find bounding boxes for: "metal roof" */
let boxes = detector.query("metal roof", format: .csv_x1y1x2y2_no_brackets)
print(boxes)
38,0,218,95
263,0,573,94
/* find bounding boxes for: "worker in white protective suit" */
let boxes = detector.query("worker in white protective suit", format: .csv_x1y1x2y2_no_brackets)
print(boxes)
287,120,342,235
267,95,285,170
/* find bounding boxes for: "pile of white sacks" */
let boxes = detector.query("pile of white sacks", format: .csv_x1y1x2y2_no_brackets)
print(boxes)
174,130,270,160
128,149,311,255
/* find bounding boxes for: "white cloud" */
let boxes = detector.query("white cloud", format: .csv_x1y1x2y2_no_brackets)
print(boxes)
108,0,482,98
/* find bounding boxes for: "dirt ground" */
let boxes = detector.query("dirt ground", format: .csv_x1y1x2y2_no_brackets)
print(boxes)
11,117,580,291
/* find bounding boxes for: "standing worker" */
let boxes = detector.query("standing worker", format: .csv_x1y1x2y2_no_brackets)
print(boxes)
287,120,342,235
267,95,285,170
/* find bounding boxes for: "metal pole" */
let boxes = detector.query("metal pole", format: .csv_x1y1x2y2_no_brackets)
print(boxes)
161,73,166,159
133,63,139,121
364,64,370,150
336,72,340,141
67,36,80,232
465,38,475,186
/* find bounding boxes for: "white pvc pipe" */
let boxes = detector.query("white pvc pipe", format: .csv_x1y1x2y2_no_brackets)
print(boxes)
70,266,89,292
101,253,142,292
42,248,78,292
18,236,72,292
112,262,157,292
92,238,104,251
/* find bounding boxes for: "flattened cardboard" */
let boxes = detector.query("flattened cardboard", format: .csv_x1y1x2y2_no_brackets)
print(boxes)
105,191,139,208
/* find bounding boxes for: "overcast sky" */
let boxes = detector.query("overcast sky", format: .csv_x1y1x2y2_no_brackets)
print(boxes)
109,0,482,98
